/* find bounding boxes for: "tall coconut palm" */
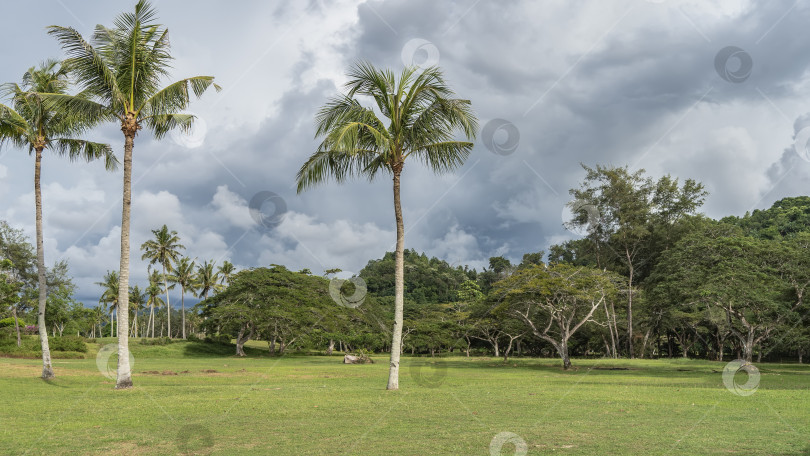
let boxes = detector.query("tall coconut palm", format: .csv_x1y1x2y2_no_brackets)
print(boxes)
145,269,164,338
128,285,146,338
96,270,119,337
140,224,184,339
296,62,477,390
0,61,117,379
47,0,219,388
169,257,196,339
196,260,221,301
217,261,235,287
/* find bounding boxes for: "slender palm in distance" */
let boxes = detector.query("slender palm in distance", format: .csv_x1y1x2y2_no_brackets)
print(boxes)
169,257,197,339
0,60,117,379
145,270,165,338
96,270,119,337
141,225,184,339
296,61,477,390
196,260,221,300
48,0,220,388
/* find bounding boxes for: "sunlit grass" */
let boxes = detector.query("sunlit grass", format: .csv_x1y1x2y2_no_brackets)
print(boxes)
2,340,809,455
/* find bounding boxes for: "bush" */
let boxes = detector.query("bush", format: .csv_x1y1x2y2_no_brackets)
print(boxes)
140,337,173,346
49,336,88,353
0,317,24,328
203,334,232,345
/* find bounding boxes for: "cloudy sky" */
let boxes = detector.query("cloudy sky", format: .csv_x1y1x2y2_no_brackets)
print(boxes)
1,0,809,305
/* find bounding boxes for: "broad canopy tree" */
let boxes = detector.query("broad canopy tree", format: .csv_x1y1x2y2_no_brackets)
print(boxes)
493,262,622,369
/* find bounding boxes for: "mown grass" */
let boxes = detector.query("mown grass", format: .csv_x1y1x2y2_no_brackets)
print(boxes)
1,339,809,455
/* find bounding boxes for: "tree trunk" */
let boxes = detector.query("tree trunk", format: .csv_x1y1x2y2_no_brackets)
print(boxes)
626,254,634,358
799,349,803,364
149,304,154,338
115,131,135,389
33,147,54,378
181,285,186,339
559,341,572,370
493,339,500,358
163,263,171,339
235,324,252,357
327,339,334,355
386,167,405,391
12,306,21,347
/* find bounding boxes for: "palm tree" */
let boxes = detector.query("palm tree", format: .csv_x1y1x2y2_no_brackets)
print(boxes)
91,305,105,338
296,62,477,390
0,61,117,379
145,270,164,338
169,257,197,339
96,270,119,337
217,261,235,287
140,225,184,339
128,285,146,338
47,0,219,389
196,260,221,300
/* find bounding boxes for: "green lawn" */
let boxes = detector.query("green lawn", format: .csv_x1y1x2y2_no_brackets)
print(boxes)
2,339,809,455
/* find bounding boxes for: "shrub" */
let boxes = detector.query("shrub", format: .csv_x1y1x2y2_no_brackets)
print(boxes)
0,317,24,328
140,337,173,346
203,334,232,345
48,336,88,353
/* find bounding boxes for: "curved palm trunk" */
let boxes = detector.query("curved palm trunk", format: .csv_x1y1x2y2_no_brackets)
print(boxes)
34,147,54,379
115,132,134,389
386,168,405,390
163,263,171,339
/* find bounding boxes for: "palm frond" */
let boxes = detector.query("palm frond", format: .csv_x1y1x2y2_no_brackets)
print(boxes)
52,138,119,171
139,76,221,116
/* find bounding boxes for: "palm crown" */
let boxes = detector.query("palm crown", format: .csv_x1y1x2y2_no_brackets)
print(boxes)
46,0,220,137
296,62,477,191
0,60,117,168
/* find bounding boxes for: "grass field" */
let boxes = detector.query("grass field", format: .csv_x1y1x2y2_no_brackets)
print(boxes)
1,339,809,455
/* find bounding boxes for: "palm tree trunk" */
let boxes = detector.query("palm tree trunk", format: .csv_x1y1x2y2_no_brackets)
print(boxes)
181,285,186,339
115,131,134,389
386,167,405,391
163,263,171,339
33,147,54,379
149,304,154,338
